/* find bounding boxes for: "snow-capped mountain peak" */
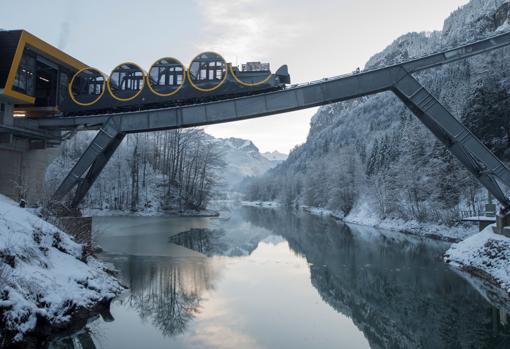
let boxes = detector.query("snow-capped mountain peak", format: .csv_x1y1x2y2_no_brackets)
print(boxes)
262,151,288,162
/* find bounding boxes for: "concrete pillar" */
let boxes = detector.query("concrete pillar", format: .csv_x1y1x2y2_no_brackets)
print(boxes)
0,102,14,126
495,212,510,237
21,147,59,205
0,138,59,206
0,99,60,205
0,147,23,200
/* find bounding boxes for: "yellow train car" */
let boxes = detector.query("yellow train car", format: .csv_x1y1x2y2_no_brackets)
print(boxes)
0,30,86,117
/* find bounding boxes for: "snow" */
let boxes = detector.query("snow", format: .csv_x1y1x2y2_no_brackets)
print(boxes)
261,151,288,162
208,136,279,189
0,194,123,342
462,216,496,222
445,225,510,294
298,200,477,242
345,201,477,242
496,19,510,32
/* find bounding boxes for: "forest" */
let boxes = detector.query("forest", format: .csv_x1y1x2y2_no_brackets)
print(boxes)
46,129,225,212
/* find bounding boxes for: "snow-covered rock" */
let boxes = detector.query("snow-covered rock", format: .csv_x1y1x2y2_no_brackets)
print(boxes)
0,195,123,343
445,225,510,295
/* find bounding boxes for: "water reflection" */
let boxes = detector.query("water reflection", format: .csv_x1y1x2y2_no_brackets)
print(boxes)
49,207,509,349
115,255,219,336
169,229,228,256
241,208,510,349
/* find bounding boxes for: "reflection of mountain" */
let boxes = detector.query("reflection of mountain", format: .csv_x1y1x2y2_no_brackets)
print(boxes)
241,207,510,349
169,229,230,256
170,211,275,257
169,227,274,257
111,255,220,337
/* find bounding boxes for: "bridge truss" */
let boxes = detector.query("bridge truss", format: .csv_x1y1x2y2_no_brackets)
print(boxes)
15,31,510,211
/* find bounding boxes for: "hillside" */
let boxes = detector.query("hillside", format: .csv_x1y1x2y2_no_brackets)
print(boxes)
245,0,510,226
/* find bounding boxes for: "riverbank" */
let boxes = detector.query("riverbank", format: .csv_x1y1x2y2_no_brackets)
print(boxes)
0,195,123,347
445,226,510,298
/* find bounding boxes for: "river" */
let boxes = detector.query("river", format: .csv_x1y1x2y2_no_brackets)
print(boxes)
49,206,509,348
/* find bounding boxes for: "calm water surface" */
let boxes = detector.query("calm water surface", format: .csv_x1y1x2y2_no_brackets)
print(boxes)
50,207,509,348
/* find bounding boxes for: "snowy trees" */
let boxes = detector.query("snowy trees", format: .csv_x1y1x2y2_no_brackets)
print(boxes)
46,129,224,212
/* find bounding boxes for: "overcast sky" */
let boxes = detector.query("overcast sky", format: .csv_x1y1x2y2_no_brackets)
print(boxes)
1,0,469,153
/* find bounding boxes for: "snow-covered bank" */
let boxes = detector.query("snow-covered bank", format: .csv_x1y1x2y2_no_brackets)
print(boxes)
445,226,510,296
344,202,478,242
0,195,123,345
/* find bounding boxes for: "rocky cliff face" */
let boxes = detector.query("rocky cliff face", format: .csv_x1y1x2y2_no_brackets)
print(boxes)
245,0,510,224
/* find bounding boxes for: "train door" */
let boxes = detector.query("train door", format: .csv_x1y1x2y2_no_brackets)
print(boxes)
34,57,58,107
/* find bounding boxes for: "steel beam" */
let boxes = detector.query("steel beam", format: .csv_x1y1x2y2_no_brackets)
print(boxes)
52,117,122,203
392,71,510,209
403,31,510,73
71,132,125,207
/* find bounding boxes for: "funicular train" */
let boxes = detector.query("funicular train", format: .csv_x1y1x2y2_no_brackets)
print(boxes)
0,30,291,118
65,53,290,115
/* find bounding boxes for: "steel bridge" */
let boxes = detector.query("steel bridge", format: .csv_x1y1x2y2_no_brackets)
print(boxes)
12,31,510,222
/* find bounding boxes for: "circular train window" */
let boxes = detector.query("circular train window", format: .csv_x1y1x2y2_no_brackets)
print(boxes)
68,68,106,106
147,57,185,96
108,62,145,102
187,52,227,92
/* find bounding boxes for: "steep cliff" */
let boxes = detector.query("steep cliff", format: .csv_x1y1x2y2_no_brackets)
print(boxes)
245,0,510,226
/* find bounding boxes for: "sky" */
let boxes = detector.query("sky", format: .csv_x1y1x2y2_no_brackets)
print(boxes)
0,0,469,153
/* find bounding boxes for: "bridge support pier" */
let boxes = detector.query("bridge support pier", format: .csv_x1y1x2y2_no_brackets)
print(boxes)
393,71,510,236
52,117,124,208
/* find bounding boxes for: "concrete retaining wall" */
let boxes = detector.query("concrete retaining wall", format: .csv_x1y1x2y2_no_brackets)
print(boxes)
0,140,59,205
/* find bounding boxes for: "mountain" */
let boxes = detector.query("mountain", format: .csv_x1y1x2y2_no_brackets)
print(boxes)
204,135,281,190
262,151,288,163
244,0,510,225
